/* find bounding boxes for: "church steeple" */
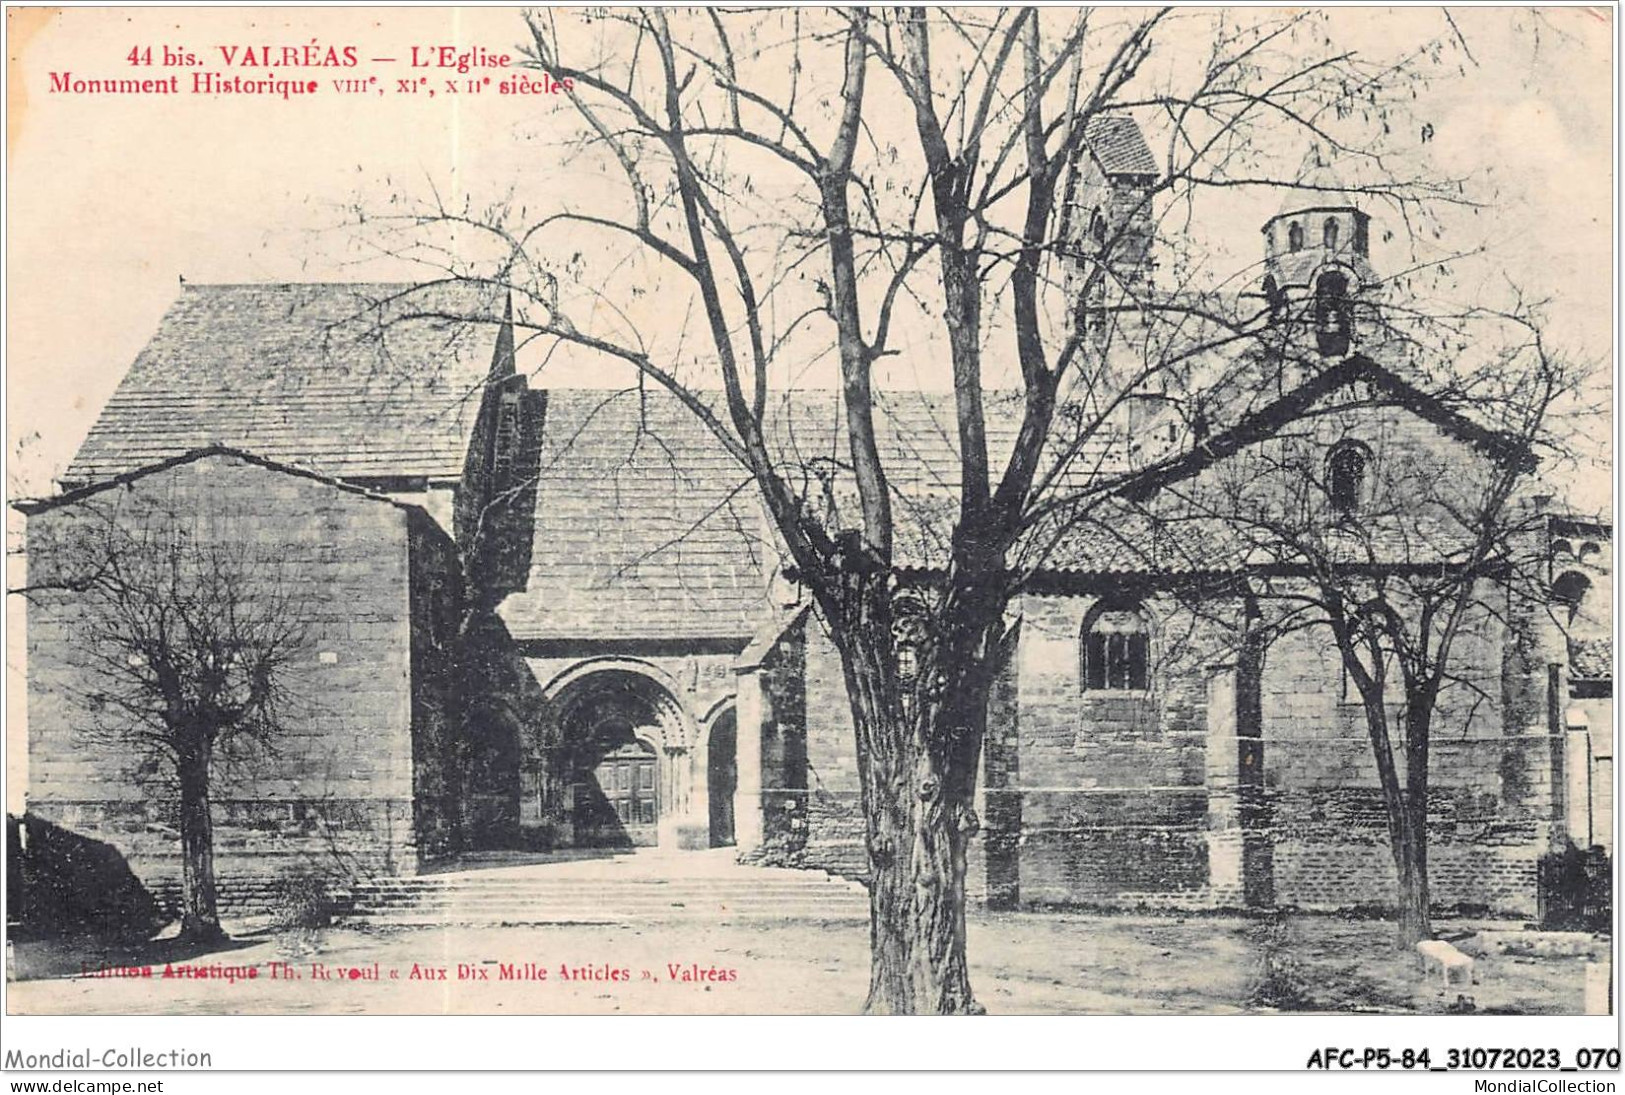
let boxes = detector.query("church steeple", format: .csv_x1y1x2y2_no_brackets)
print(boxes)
1260,146,1380,358
1062,115,1160,344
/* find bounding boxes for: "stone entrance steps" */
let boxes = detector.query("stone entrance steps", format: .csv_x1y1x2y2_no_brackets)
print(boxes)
336,859,871,927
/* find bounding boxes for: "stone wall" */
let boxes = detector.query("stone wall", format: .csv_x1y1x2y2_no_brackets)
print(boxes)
751,614,810,860
1258,599,1553,916
793,614,868,878
1572,697,1616,856
1004,593,1218,908
406,506,464,863
782,575,1558,916
1548,521,1612,857
23,454,443,913
783,608,1015,894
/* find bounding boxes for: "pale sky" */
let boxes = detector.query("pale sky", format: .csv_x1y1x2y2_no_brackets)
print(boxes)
6,6,1613,496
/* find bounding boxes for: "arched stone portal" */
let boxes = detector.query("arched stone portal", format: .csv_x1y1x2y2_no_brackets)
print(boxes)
544,669,692,849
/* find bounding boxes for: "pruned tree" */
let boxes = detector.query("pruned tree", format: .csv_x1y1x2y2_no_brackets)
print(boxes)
19,501,311,942
351,7,1484,1011
1131,309,1591,946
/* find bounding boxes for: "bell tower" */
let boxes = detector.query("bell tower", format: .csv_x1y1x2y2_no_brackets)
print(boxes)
1057,113,1168,438
1062,114,1159,347
1260,146,1380,358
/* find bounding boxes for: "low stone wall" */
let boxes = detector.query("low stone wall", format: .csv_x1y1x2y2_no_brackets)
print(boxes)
20,798,420,920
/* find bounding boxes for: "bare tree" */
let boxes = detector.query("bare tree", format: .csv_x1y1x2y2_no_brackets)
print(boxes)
20,501,311,942
1131,311,1590,946
351,7,1476,1011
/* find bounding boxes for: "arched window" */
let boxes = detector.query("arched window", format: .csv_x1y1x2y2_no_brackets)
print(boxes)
1314,271,1352,355
1090,209,1107,249
1082,602,1151,692
1552,570,1591,627
1578,542,1602,566
1287,221,1305,252
1323,218,1340,250
1326,442,1369,516
1552,538,1575,559
1261,275,1286,325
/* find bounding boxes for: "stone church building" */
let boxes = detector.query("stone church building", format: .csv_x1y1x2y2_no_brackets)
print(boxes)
18,122,1612,919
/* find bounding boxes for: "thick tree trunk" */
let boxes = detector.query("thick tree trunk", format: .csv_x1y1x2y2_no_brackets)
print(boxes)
828,571,995,1015
1393,811,1432,947
864,794,979,1014
1396,700,1434,947
855,682,984,1015
177,750,225,943
1357,690,1432,948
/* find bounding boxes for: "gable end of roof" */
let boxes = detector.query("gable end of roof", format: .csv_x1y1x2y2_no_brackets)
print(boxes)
1119,354,1532,503
16,445,427,517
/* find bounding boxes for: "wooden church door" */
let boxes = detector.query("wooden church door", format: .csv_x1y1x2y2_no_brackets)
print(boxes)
581,739,658,846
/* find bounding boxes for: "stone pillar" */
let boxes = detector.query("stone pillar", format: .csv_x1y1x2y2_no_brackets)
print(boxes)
1542,662,1571,851
982,637,1021,909
733,668,766,856
691,728,712,847
1235,629,1273,907
1566,723,1593,849
1206,630,1272,909
966,742,989,904
658,743,705,849
1205,670,1244,905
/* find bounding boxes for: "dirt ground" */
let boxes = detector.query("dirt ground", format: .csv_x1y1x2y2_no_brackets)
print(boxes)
6,913,1607,1015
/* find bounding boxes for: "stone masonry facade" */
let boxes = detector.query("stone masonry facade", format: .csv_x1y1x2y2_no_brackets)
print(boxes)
18,122,1610,923
769,580,1572,918
22,452,459,914
751,395,1602,920
21,346,1606,922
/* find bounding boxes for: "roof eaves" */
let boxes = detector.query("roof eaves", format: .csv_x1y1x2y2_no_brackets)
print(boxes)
1115,354,1530,504
736,604,812,671
1349,357,1533,470
1550,513,1613,538
15,445,427,517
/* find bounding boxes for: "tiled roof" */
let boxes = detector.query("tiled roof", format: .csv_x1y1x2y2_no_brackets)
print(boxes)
1274,145,1365,217
498,389,772,642
65,280,1538,641
1086,114,1159,178
497,386,1166,640
488,358,1523,638
1571,637,1613,683
66,282,500,483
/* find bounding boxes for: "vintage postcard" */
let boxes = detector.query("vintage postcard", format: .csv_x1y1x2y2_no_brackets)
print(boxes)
1,2,1617,1075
